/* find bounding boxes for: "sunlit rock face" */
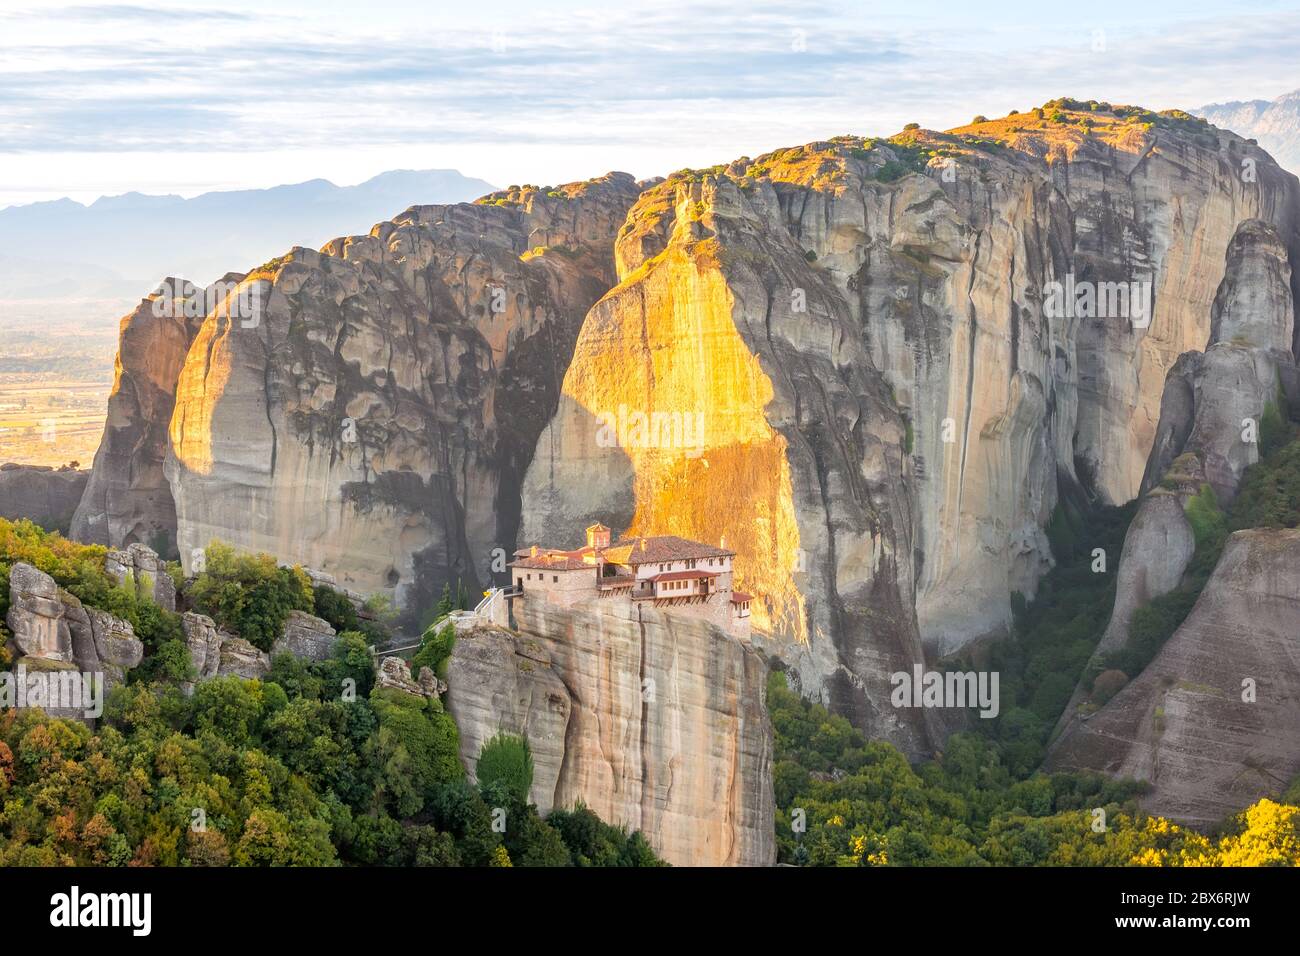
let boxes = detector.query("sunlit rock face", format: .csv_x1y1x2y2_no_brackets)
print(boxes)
522,110,1300,741
71,278,211,553
161,174,639,619
446,600,775,867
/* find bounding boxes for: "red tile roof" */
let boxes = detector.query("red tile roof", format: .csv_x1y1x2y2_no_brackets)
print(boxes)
509,553,594,571
730,592,753,604
613,535,734,565
651,569,719,583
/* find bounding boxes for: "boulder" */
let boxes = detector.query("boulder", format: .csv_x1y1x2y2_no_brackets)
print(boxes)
271,610,337,662
3,562,142,702
4,562,73,661
216,636,270,681
181,611,222,683
179,610,270,685
374,655,443,698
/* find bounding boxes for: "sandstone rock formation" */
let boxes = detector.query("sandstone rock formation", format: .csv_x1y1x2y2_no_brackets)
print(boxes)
0,464,87,533
271,609,337,662
106,542,176,612
157,174,639,623
4,562,144,698
1047,529,1300,826
445,599,775,866
180,610,269,686
520,107,1300,752
71,277,216,553
1053,217,1298,740
181,611,223,683
70,104,1300,758
375,655,443,698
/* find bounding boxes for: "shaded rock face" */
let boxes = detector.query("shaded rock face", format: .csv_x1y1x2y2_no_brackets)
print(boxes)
155,174,639,621
71,277,212,553
106,542,176,612
445,599,775,867
271,609,336,662
4,562,143,697
1054,217,1297,742
0,465,87,534
1047,529,1300,827
1142,220,1297,502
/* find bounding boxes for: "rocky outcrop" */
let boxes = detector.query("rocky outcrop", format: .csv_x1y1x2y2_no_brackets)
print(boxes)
105,542,176,612
158,175,639,621
375,655,443,698
270,609,336,662
1046,529,1300,827
70,277,215,553
217,636,271,680
181,612,223,683
0,464,87,533
445,599,775,866
4,562,143,695
180,611,269,685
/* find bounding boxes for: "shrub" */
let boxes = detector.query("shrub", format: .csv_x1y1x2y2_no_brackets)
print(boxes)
476,732,534,803
411,622,456,682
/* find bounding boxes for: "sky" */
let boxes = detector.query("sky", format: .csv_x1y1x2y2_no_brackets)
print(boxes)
1,0,1299,208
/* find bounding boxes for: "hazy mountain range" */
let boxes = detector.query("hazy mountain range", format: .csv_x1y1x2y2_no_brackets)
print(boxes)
0,169,495,329
1198,89,1300,174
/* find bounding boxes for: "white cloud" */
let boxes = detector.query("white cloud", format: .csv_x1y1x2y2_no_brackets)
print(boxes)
2,0,1299,205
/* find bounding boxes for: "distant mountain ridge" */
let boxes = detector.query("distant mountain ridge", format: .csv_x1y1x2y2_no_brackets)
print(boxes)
1197,89,1300,174
0,169,496,326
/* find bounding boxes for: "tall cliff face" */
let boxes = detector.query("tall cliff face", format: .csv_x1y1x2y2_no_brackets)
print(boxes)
520,106,1300,751
149,174,640,617
71,277,210,553
445,599,775,866
1046,529,1300,826
1050,215,1297,767
71,103,1300,758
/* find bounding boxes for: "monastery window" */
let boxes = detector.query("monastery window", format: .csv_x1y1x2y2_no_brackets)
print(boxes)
553,575,558,583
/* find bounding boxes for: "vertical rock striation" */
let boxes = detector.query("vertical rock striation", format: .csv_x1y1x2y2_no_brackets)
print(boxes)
446,599,775,866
